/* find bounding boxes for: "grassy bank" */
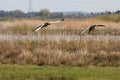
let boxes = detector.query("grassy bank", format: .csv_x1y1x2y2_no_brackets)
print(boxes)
0,65,120,80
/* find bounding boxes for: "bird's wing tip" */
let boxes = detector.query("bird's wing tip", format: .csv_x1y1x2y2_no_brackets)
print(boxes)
97,25,106,26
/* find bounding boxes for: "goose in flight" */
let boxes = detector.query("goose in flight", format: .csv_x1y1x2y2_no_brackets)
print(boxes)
33,19,64,32
80,25,105,35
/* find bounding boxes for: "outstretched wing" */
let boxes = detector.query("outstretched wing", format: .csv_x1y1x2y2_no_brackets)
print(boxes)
80,27,90,35
49,19,64,24
33,24,44,32
33,19,64,32
80,24,106,35
96,25,105,27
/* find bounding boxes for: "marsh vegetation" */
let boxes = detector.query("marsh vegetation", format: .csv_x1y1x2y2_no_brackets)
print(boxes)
0,18,120,80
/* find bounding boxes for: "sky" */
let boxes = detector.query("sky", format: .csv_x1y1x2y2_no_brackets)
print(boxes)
0,0,120,13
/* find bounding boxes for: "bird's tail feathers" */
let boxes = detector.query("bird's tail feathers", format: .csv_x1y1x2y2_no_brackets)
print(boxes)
49,19,64,23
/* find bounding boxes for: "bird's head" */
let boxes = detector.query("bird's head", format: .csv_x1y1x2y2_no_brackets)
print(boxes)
45,23,51,25
61,19,64,21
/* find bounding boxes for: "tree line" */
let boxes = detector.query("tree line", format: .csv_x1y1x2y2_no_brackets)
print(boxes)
0,9,63,19
0,9,120,19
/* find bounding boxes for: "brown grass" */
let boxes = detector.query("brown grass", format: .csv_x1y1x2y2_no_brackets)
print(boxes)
0,39,119,66
0,18,120,35
0,18,120,66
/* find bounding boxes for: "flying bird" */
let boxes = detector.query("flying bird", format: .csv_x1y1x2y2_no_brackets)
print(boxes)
33,19,64,32
80,25,105,35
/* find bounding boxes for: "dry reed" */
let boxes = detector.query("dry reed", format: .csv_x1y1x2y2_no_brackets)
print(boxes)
0,18,120,66
0,39,119,66
0,18,120,35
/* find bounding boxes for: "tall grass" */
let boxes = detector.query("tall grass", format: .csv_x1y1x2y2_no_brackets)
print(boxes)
0,18,120,35
0,39,119,66
0,18,120,66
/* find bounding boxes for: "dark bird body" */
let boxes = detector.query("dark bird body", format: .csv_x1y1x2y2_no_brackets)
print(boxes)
43,23,51,27
33,19,64,32
81,25,105,35
33,23,51,32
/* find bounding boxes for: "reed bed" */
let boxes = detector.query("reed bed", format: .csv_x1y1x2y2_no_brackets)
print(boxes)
0,18,120,66
0,38,119,66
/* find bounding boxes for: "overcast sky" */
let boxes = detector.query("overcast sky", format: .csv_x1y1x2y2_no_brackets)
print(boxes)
0,0,120,12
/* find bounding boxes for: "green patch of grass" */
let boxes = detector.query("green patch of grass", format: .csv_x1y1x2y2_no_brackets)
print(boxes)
98,14,120,22
0,16,14,21
0,65,120,80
